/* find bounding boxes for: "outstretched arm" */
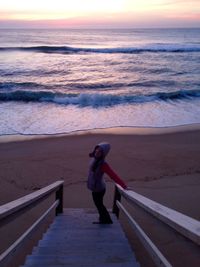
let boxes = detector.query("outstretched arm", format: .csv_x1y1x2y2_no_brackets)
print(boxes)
102,162,127,189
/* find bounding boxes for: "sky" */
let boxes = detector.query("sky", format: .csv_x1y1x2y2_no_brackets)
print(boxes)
0,0,200,28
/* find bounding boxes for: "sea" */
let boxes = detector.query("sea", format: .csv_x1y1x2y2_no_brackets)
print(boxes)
0,28,200,135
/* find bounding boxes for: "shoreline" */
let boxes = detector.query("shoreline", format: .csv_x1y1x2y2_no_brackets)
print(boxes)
0,123,200,144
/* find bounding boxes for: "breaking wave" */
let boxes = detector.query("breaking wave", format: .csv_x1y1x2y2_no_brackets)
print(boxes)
1,43,200,54
0,89,200,107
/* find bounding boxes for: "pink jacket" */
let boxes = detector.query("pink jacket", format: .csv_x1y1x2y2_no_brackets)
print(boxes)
102,162,127,189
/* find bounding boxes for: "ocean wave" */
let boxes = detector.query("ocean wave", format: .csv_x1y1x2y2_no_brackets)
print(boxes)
0,89,200,107
0,44,200,54
0,69,62,77
0,81,45,90
0,80,177,91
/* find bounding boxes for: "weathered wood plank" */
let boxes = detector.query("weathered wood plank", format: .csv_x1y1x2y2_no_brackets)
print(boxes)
117,185,200,245
0,201,58,267
0,181,64,220
22,208,140,267
117,201,172,267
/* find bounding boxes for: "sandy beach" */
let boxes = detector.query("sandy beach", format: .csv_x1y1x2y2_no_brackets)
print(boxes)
0,124,200,267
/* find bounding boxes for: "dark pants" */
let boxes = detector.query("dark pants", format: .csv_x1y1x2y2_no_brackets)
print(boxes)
92,190,113,223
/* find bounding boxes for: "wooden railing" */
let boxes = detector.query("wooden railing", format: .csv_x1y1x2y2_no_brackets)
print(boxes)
0,180,64,267
112,184,200,267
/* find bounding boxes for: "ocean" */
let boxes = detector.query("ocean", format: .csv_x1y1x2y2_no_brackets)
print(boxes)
0,28,200,135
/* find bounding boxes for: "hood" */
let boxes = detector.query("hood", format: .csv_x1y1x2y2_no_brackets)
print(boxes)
89,142,111,158
98,142,111,158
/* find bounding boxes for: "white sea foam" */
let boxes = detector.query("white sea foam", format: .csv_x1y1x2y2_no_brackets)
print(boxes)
1,100,200,135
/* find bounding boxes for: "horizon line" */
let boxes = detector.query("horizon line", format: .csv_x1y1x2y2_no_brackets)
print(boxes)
0,26,200,30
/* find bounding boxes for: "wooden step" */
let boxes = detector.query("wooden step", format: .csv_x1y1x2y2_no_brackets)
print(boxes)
21,208,140,267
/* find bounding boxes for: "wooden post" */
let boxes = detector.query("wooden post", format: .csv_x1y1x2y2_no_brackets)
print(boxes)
112,185,121,218
56,184,63,215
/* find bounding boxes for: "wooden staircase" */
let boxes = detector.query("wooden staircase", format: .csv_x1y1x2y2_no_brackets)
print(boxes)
20,208,140,267
2,181,199,267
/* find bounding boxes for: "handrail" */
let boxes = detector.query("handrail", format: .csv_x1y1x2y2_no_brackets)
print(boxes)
0,200,59,267
0,180,64,220
113,184,200,245
117,201,172,267
113,184,200,267
0,180,64,267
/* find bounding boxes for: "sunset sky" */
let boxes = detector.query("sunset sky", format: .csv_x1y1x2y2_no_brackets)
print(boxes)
0,0,199,28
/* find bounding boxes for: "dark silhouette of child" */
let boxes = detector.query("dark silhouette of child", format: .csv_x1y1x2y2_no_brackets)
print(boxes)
87,142,127,224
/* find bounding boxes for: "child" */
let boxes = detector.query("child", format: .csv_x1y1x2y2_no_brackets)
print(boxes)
87,142,127,224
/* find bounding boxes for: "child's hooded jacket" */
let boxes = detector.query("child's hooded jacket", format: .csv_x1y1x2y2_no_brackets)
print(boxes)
87,142,127,192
